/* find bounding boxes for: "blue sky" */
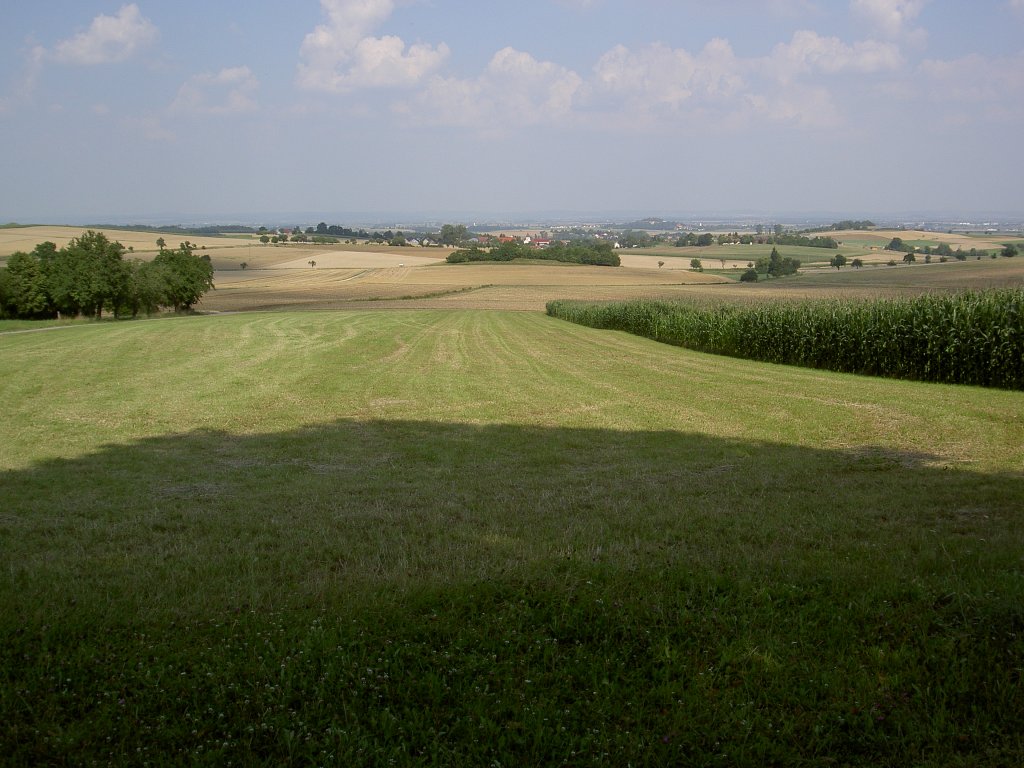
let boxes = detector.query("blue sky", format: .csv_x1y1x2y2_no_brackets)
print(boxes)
2,0,1022,223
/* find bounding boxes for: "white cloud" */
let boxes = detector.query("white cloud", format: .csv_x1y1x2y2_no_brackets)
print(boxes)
744,83,842,129
851,0,928,39
590,38,744,112
419,48,582,131
766,30,902,83
52,4,158,65
171,66,260,115
297,0,449,92
418,31,892,135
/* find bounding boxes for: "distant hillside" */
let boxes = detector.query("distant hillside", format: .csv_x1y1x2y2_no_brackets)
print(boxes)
615,218,683,231
86,224,257,236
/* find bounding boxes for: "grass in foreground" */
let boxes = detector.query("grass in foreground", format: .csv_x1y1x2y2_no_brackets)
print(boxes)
1,311,1022,766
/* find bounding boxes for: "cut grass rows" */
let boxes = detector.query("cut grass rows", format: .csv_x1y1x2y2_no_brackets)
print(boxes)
2,311,1023,765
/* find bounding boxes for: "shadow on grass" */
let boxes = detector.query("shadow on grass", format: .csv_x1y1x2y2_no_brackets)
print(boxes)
1,420,1022,765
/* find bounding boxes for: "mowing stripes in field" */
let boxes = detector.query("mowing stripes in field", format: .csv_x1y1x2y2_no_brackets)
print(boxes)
547,290,1024,389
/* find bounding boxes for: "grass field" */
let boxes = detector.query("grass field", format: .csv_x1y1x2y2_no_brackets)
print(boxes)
2,310,1023,765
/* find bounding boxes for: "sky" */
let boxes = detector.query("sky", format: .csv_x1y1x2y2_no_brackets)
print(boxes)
1,0,1023,224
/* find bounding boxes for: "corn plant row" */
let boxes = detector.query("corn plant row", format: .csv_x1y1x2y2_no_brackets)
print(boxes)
547,289,1024,389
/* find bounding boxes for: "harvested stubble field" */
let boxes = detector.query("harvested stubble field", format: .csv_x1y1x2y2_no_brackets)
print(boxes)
0,225,245,259
196,254,1024,313
200,261,728,312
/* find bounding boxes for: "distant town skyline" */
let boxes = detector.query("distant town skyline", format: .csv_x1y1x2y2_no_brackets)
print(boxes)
2,1,1023,223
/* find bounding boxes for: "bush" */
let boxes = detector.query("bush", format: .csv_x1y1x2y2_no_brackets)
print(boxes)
739,269,759,283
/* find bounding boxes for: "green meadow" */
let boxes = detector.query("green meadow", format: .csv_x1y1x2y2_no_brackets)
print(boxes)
2,310,1023,765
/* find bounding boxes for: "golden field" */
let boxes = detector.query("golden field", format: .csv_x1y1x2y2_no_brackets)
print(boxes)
3,225,1022,312
0,226,244,258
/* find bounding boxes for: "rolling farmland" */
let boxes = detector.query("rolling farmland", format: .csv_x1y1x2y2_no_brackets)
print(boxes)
1,223,1023,764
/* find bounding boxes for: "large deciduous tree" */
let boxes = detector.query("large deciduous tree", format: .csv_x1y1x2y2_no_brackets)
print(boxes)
153,242,214,312
4,251,52,317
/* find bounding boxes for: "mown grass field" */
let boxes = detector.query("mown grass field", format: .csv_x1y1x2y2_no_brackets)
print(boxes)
2,310,1023,765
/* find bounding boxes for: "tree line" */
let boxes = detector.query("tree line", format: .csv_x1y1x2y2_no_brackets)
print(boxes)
0,231,214,320
674,232,839,249
447,239,621,267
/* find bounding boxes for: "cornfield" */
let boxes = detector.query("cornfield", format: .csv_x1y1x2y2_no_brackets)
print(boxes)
547,289,1024,389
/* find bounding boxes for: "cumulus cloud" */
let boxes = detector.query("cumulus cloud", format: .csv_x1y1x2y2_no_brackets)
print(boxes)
851,0,929,40
588,38,744,118
171,66,260,115
419,48,582,131
417,28,906,135
766,30,903,83
581,36,854,130
52,4,158,65
297,0,449,92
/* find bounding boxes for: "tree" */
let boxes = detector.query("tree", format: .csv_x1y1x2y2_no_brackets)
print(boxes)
240,262,248,270
886,237,913,253
156,237,166,251
764,246,800,277
851,258,863,269
57,230,129,318
1002,244,1019,257
830,253,847,270
618,230,653,249
308,260,317,268
690,258,703,271
658,260,665,268
696,233,714,247
153,241,214,312
122,259,166,317
439,224,468,247
903,251,916,264
0,267,12,318
260,235,270,245
3,251,51,317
